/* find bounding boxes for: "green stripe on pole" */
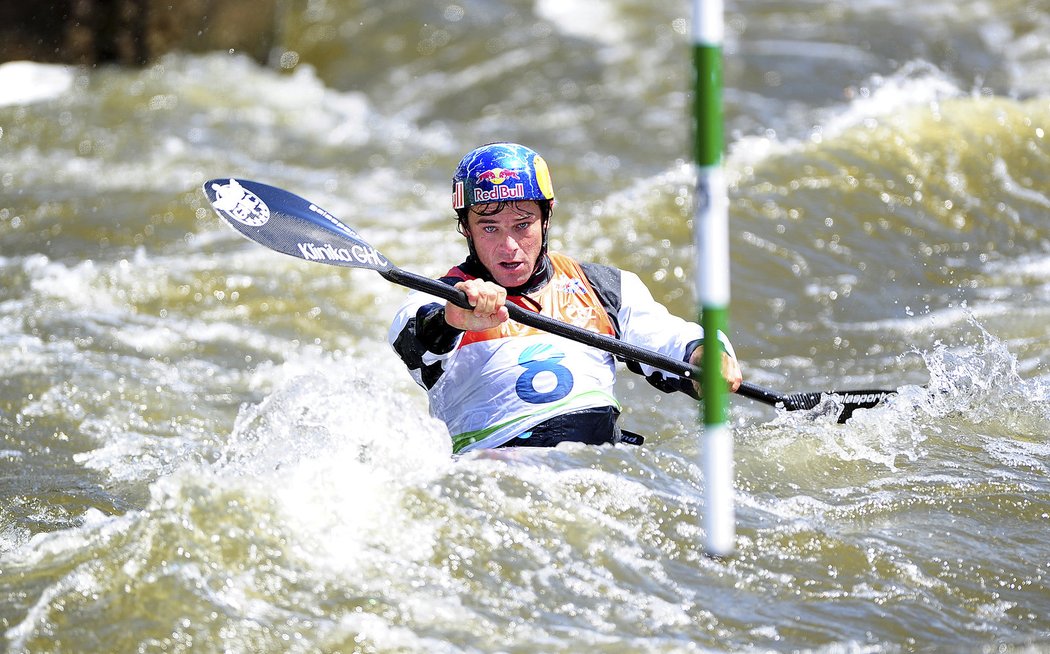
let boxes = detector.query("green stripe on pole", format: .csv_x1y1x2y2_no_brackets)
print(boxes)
693,0,734,557
693,45,723,168
700,306,729,422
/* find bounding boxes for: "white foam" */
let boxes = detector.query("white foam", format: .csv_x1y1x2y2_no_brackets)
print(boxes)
983,438,1050,475
729,60,964,170
1,53,387,195
23,255,122,313
213,346,452,549
0,61,74,107
535,0,627,44
819,61,962,136
991,157,1050,209
1,508,143,650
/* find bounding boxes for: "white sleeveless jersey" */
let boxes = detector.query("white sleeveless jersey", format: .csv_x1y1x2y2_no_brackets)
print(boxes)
431,332,619,452
389,253,732,453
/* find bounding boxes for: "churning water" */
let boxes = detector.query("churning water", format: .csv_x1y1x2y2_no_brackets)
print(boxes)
2,0,1050,651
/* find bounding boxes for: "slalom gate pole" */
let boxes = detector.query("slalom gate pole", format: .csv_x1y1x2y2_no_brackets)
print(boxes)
693,0,734,556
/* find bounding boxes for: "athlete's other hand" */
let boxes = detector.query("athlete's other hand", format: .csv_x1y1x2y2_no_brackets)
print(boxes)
689,347,743,396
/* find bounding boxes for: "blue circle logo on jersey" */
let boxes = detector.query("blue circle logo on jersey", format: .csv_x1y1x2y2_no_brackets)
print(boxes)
515,344,573,404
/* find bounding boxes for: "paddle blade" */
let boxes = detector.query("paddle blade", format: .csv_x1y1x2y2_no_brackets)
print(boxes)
782,389,897,423
202,178,392,273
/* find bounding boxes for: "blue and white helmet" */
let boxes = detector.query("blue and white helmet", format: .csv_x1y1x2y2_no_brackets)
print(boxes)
452,142,555,211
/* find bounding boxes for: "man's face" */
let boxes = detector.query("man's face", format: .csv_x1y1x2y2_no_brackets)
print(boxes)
463,201,544,288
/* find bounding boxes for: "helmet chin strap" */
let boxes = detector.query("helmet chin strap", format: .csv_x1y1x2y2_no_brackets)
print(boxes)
540,215,550,256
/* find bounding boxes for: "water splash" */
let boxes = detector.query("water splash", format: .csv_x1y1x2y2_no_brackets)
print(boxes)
916,317,1050,434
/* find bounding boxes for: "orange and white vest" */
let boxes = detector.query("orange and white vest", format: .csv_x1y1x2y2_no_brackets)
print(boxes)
390,253,731,453
436,254,619,452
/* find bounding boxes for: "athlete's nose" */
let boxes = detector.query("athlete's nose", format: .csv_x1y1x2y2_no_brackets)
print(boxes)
496,233,520,256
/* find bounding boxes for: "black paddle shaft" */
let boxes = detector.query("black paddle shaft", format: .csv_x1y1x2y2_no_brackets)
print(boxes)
382,268,895,421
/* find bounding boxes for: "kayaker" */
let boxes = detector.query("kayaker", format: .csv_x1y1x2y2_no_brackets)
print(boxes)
389,142,742,453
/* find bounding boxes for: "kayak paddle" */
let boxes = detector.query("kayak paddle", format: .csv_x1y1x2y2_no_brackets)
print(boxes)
202,178,897,423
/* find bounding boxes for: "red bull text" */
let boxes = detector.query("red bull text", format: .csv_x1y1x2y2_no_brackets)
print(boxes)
473,182,525,203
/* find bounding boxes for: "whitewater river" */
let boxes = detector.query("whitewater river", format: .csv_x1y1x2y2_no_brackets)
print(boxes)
2,0,1049,651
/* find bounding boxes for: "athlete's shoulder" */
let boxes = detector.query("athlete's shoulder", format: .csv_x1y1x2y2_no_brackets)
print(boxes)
579,262,622,307
546,251,579,270
548,252,617,280
442,261,472,283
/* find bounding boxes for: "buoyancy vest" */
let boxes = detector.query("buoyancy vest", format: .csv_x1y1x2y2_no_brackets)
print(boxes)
432,253,622,453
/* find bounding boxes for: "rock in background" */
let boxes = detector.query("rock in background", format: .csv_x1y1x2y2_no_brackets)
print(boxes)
0,0,278,66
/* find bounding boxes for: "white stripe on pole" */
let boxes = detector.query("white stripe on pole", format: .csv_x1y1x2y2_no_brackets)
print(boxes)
703,424,734,555
695,165,730,307
692,0,724,44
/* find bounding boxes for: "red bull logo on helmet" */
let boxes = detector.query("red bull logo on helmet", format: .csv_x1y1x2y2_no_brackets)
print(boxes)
475,168,520,184
473,167,525,203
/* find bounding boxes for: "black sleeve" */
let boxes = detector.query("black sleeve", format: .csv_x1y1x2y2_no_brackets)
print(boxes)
416,304,463,354
390,277,465,389
582,261,703,399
